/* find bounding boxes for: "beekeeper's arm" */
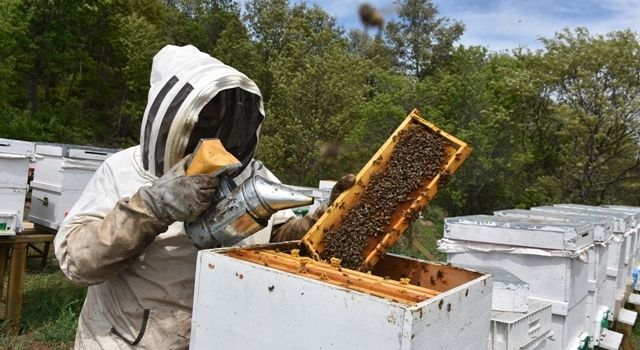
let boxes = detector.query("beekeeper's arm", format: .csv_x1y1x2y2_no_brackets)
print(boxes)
55,156,218,286
271,174,355,242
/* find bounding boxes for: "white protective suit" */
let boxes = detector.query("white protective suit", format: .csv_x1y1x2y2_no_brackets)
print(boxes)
54,45,296,349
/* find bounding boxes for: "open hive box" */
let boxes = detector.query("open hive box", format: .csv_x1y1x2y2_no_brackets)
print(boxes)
190,110,488,349
302,109,471,271
191,243,492,350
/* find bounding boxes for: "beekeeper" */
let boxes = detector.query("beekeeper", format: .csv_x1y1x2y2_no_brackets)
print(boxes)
54,45,354,349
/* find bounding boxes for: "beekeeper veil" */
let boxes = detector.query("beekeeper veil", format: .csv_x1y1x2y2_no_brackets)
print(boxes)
139,45,264,177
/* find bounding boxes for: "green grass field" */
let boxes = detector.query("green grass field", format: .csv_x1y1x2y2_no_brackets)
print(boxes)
0,240,639,349
0,258,85,350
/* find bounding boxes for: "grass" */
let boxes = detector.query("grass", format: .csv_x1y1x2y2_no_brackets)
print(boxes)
0,255,86,350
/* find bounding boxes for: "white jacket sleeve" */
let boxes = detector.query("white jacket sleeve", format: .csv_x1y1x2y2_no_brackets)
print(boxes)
54,163,167,286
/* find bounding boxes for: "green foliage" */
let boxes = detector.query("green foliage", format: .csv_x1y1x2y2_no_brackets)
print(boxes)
386,0,465,79
1,0,640,213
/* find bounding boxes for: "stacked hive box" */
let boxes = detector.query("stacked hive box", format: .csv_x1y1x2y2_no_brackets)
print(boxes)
533,205,637,327
494,209,617,348
556,204,639,293
0,138,35,235
489,298,553,350
29,143,116,231
191,245,493,349
604,205,640,262
440,215,593,350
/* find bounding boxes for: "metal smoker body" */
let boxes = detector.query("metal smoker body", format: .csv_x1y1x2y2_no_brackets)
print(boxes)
186,174,313,249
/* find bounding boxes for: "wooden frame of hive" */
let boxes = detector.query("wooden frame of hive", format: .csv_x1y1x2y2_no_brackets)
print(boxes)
216,242,485,305
301,109,471,271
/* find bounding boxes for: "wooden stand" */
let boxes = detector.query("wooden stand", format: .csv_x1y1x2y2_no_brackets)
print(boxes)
0,225,54,334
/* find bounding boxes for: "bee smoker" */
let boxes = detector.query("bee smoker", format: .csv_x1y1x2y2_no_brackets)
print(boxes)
184,140,313,249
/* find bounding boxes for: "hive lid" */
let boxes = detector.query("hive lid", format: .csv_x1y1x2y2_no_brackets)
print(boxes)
490,298,551,323
35,142,116,159
301,109,470,271
0,138,35,156
445,214,594,251
532,206,632,233
495,209,614,242
597,205,640,227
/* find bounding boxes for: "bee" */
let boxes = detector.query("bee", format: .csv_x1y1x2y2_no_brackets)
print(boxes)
359,4,385,32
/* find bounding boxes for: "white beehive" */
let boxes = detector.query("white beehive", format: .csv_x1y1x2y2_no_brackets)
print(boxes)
441,215,594,350
604,205,640,259
493,209,614,346
29,143,115,231
444,215,593,309
486,266,530,313
531,206,631,318
191,245,492,350
462,265,529,313
444,215,594,251
494,209,613,243
0,138,35,235
555,204,638,278
489,298,552,350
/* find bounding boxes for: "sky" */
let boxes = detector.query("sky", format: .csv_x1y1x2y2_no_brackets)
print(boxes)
298,0,640,51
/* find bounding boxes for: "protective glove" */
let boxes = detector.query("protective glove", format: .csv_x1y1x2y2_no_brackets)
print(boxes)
138,155,219,226
271,174,356,242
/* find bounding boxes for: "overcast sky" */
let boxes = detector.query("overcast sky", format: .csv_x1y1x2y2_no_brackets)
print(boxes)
295,0,640,51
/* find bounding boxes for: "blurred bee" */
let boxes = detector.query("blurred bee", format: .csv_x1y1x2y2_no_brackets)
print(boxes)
359,3,384,33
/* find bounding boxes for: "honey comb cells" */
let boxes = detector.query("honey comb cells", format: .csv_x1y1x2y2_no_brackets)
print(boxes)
321,124,447,270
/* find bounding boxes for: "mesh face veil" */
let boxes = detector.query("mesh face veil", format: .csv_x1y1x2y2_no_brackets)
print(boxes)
139,45,265,177
184,88,264,176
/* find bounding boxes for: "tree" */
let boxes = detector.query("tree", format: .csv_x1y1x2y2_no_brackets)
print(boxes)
385,0,464,79
255,4,370,185
538,28,640,204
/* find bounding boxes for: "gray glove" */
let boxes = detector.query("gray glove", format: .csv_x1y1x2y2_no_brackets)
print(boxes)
138,155,219,226
271,174,356,242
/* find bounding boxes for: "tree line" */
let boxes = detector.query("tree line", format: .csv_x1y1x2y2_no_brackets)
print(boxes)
1,0,640,216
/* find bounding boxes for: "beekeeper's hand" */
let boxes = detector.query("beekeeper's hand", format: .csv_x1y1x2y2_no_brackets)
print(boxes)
139,155,219,226
271,174,356,242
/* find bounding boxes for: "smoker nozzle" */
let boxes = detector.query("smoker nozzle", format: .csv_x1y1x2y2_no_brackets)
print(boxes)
186,175,313,249
243,176,315,220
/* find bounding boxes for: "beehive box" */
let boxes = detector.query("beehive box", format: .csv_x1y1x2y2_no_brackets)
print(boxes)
494,209,613,243
0,186,28,236
604,205,640,259
191,244,492,350
444,244,589,314
464,265,530,312
549,295,589,350
494,208,613,340
550,205,637,298
530,206,630,324
29,143,116,230
0,138,34,188
555,204,638,275
444,215,594,252
443,236,590,350
488,298,552,350
0,138,35,234
302,110,470,271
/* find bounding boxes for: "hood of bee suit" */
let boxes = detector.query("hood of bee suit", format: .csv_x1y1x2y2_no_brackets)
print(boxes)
139,44,265,177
